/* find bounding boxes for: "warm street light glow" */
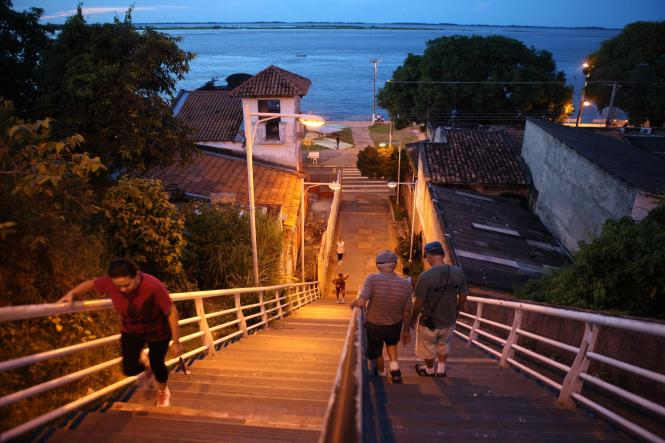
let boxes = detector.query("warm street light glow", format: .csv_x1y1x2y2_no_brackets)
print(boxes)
328,182,342,191
379,142,387,147
387,181,398,189
298,116,326,128
583,101,591,106
582,62,590,69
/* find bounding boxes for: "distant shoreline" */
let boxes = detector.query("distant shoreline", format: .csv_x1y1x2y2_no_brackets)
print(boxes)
48,21,619,31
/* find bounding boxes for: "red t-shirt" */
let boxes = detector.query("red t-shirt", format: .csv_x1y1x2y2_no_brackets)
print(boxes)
94,272,173,341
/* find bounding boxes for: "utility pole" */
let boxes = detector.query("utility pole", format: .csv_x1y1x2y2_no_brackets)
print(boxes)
370,59,382,123
575,62,592,127
605,82,619,127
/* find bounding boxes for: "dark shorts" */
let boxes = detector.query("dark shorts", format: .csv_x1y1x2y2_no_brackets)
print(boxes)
337,253,344,261
366,321,402,360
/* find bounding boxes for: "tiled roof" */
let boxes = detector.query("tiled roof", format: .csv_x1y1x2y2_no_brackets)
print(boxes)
527,118,665,195
433,186,570,292
175,90,243,142
146,151,302,227
232,65,311,98
420,129,529,186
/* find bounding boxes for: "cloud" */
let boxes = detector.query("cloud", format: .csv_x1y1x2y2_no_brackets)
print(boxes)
43,5,188,20
474,1,496,12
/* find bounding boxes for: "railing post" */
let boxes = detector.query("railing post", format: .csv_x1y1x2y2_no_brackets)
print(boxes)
276,289,284,319
194,298,215,356
259,290,268,327
499,308,523,368
558,322,599,408
468,302,483,347
234,293,248,337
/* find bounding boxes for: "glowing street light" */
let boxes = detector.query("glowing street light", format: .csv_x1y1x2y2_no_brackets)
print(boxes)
575,61,593,127
583,101,592,106
243,106,325,285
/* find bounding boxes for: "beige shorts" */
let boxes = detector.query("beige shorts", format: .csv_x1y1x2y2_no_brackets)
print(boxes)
415,323,454,359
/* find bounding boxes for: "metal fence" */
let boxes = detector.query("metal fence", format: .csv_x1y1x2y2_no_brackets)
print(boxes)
317,170,343,296
456,296,665,443
320,306,365,443
0,281,321,442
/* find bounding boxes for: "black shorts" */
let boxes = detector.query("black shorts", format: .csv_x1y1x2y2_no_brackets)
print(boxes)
366,321,403,360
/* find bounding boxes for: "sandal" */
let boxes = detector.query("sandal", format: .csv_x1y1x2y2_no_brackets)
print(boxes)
415,363,434,377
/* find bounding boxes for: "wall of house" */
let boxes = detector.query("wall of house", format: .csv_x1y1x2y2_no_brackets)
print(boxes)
413,154,450,262
521,120,639,252
242,97,302,171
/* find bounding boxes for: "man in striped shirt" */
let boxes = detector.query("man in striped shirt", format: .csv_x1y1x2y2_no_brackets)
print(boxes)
350,250,412,383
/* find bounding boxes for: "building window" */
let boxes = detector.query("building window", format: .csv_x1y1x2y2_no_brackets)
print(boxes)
258,99,281,140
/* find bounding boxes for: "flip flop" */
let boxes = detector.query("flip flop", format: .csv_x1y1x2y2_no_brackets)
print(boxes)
415,363,434,377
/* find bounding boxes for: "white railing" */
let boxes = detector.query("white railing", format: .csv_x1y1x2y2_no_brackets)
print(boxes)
0,281,321,442
456,295,665,443
317,169,343,296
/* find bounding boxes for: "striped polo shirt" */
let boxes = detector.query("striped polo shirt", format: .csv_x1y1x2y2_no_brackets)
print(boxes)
359,271,413,325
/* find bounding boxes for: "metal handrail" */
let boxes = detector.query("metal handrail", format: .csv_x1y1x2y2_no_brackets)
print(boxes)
317,169,342,295
458,294,665,443
0,281,321,442
319,307,364,443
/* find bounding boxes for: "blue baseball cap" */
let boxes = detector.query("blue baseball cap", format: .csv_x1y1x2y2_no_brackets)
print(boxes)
424,241,445,256
375,250,398,264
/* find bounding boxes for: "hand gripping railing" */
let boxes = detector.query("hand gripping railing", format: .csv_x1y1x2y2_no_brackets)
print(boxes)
456,296,665,443
319,307,365,443
0,281,321,442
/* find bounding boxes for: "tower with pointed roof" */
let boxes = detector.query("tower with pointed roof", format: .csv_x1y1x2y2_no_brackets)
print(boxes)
232,65,312,171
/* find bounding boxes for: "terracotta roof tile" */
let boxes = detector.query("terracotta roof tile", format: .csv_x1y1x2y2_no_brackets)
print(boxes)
176,91,243,142
421,129,529,186
232,65,311,97
146,152,302,227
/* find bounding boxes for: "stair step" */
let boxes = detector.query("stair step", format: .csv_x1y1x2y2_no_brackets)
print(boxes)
162,380,331,400
69,412,319,442
186,366,336,381
129,389,329,417
191,360,337,374
168,372,333,391
110,402,323,430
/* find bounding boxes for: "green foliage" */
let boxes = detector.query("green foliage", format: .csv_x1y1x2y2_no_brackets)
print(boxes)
356,144,411,181
517,205,665,319
39,6,196,177
183,204,284,289
587,21,665,126
0,100,106,306
396,231,423,263
0,1,52,117
102,178,190,290
378,35,573,127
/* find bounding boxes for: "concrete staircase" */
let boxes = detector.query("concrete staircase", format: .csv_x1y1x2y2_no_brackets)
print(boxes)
46,300,350,443
341,168,393,195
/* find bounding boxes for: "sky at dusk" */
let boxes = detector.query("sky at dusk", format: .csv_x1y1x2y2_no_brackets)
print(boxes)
15,0,665,28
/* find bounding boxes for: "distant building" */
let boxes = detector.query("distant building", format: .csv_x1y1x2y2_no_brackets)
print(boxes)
172,65,312,171
522,118,665,252
405,127,569,294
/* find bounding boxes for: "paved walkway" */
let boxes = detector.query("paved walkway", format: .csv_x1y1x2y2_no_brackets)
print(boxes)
47,300,351,443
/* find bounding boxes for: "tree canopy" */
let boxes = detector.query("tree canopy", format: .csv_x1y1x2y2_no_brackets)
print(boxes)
38,7,196,177
587,21,665,126
0,1,51,117
378,36,573,128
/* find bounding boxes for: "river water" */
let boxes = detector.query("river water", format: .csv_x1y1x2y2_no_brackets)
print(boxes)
163,23,619,120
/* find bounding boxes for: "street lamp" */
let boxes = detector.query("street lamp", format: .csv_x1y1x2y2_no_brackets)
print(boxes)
575,62,593,127
387,181,417,262
243,104,326,286
300,181,342,282
370,59,382,123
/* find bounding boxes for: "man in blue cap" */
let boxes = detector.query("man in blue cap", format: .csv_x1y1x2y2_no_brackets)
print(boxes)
350,250,412,383
412,241,467,377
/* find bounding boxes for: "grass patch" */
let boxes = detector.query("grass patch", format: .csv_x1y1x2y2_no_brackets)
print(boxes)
331,127,354,145
368,124,422,146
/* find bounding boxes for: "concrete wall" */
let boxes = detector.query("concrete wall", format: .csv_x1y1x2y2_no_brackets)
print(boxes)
522,120,639,252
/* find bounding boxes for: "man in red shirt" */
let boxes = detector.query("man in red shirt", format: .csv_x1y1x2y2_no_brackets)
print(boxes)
59,259,182,406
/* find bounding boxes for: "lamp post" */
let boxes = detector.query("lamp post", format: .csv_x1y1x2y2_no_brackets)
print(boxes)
387,181,417,262
243,104,325,286
370,59,382,123
300,181,342,282
575,62,593,127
